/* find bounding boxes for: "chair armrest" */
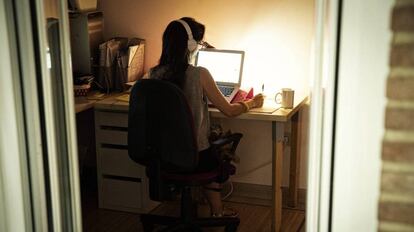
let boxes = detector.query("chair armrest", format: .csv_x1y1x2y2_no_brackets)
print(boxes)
211,133,243,154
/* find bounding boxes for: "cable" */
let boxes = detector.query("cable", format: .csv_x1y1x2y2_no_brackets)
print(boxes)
220,161,272,200
232,160,272,178
222,180,234,200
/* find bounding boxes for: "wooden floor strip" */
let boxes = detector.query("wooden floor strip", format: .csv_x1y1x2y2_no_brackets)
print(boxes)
83,196,305,231
80,171,305,232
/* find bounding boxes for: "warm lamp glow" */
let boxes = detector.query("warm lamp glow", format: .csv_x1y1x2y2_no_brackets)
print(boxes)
204,20,313,98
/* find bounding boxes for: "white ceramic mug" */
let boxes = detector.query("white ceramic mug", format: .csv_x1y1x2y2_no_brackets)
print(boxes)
275,88,294,109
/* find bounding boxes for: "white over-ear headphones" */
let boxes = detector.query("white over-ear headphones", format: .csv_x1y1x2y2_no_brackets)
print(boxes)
176,19,198,52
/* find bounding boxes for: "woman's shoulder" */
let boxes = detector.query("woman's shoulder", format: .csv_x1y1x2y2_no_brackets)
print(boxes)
187,65,209,77
148,65,167,79
186,65,202,77
188,64,204,71
185,65,208,88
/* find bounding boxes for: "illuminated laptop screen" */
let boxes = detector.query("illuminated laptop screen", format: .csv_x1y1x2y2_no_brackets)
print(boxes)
195,49,244,85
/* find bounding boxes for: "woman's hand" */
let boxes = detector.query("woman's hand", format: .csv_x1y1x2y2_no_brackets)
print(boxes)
200,67,264,116
243,94,264,111
251,94,264,108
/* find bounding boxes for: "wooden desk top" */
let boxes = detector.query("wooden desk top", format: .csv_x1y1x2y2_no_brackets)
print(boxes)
75,97,99,113
208,95,308,122
74,92,120,113
94,93,308,122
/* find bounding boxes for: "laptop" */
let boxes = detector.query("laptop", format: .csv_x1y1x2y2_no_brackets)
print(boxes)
195,49,245,103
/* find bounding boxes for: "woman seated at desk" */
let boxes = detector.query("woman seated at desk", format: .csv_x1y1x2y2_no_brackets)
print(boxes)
147,17,264,217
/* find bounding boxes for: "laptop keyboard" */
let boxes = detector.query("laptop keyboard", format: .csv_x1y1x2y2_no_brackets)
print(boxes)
218,86,235,97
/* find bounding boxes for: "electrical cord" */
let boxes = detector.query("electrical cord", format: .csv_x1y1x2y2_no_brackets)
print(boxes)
232,160,272,178
222,180,234,200
220,160,272,200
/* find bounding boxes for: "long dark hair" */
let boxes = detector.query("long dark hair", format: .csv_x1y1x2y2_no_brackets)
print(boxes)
150,17,205,88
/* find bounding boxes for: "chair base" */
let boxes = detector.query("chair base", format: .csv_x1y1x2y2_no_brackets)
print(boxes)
142,166,241,231
141,214,240,232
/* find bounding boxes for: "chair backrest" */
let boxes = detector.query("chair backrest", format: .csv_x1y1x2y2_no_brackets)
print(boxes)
128,79,199,172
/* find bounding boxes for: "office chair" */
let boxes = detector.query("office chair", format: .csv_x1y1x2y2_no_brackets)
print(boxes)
128,79,242,232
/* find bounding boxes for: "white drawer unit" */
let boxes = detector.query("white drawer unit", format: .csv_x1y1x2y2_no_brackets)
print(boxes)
101,176,143,211
95,110,158,213
100,147,144,177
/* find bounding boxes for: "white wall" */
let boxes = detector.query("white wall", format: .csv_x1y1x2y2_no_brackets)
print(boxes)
99,0,314,95
217,106,309,188
99,0,314,188
331,0,393,231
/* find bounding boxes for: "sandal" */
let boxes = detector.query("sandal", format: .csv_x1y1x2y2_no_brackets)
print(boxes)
211,206,239,218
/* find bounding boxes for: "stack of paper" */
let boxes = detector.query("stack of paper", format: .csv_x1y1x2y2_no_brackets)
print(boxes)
116,94,130,102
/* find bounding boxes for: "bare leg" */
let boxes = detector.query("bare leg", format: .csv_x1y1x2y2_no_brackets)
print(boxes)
204,182,223,214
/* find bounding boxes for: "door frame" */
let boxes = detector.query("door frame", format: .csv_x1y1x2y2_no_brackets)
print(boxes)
307,0,394,231
0,0,82,231
306,0,341,231
0,0,43,231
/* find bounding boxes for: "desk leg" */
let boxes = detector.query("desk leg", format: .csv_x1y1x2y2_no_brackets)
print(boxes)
288,111,301,208
272,122,285,232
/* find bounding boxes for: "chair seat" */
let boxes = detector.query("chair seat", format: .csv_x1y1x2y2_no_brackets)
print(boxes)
128,80,241,231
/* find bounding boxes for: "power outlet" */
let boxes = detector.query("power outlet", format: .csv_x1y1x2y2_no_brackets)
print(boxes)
284,135,290,146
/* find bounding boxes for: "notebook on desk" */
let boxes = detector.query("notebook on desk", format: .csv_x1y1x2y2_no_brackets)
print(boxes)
195,49,244,103
249,98,280,114
249,106,279,113
116,93,130,102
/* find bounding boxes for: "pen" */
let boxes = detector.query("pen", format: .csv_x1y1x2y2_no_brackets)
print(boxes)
262,84,264,93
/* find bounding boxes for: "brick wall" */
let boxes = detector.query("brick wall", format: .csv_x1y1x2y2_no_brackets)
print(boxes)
379,0,414,231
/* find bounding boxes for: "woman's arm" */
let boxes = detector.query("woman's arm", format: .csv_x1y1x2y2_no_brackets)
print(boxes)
199,67,263,117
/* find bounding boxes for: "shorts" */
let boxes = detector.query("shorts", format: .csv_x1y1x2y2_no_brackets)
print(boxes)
196,147,230,183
